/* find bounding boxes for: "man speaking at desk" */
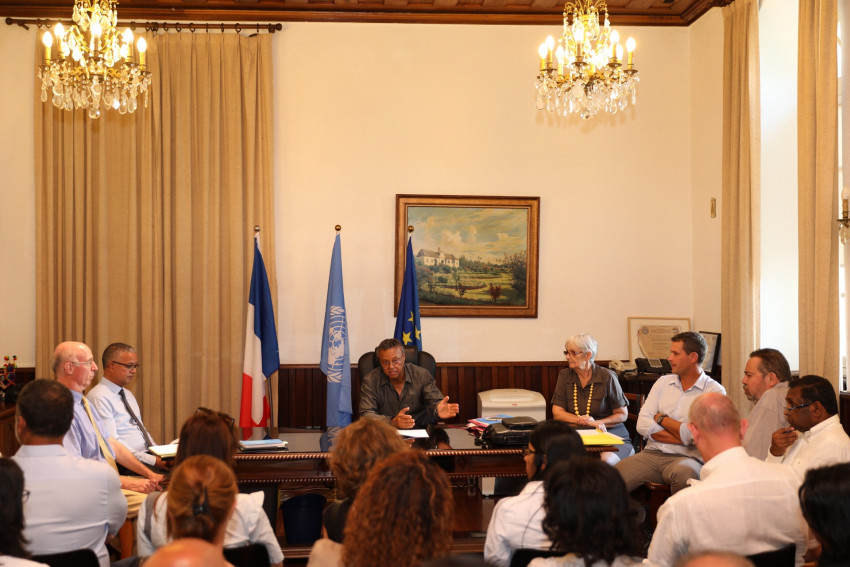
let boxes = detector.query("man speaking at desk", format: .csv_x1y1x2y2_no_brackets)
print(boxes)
360,338,459,429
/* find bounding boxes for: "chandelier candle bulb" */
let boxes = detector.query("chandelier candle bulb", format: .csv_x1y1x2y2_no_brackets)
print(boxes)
42,32,53,62
539,43,548,70
626,37,636,67
137,37,147,67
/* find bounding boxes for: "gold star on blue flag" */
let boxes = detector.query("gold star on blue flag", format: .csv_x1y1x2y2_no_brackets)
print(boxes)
394,236,423,350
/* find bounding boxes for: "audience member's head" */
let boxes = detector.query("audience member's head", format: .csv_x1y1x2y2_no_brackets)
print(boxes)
673,551,755,567
330,417,407,500
671,331,707,365
142,537,230,567
15,379,74,443
51,341,98,393
174,409,238,469
526,420,585,481
788,375,838,420
799,462,850,565
743,348,791,403
166,455,237,546
687,392,744,461
0,458,30,559
541,457,643,567
343,450,453,567
101,342,138,386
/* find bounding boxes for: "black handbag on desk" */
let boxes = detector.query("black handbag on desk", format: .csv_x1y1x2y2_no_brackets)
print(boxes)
481,416,537,445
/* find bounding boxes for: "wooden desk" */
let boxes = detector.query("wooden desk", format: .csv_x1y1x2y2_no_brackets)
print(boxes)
233,425,612,562
0,402,19,457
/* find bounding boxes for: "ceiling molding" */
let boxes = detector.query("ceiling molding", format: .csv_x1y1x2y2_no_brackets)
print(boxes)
0,0,727,27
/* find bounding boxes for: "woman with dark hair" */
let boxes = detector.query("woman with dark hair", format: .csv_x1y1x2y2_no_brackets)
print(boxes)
137,411,283,566
323,417,407,542
532,457,643,567
798,462,850,566
0,458,47,567
308,450,454,567
484,421,585,567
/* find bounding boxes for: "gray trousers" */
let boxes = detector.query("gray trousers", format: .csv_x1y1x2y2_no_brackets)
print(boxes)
614,448,702,494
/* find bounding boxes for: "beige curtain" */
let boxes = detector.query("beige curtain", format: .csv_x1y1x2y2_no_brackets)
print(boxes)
797,0,839,384
35,32,277,442
721,0,760,414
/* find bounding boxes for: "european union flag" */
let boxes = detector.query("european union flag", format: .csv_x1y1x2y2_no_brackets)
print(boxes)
394,236,423,350
320,234,352,442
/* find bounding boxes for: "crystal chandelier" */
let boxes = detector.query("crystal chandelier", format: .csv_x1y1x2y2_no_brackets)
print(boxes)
535,0,639,120
38,1,151,119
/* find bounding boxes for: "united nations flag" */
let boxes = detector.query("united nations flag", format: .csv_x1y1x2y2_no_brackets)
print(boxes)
320,233,352,447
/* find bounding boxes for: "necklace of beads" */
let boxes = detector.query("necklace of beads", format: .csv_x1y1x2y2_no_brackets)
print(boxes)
573,382,593,416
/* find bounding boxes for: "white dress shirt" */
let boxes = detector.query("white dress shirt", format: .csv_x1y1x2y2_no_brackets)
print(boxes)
742,382,789,460
484,480,549,567
647,447,808,567
13,444,127,567
637,372,726,458
765,414,850,478
88,378,157,466
137,490,283,563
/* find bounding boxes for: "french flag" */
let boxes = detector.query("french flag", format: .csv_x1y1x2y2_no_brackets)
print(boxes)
240,233,280,428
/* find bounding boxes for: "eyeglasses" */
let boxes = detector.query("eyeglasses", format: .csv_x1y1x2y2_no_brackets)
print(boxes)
785,400,815,412
380,357,404,368
522,447,537,456
68,359,95,366
564,350,585,358
110,361,141,370
22,489,31,502
196,407,236,431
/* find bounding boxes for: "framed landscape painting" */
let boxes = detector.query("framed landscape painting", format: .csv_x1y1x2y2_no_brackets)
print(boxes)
395,195,540,318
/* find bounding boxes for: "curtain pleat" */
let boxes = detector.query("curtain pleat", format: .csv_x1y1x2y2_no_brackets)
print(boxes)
797,0,839,384
721,0,761,414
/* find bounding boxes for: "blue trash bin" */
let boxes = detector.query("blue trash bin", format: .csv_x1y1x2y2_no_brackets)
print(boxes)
281,493,326,545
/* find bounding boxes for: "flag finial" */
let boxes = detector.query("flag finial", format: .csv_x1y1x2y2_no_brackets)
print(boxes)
254,225,261,233
335,225,341,232
408,225,414,234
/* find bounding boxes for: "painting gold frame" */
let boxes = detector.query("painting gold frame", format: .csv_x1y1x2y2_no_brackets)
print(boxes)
395,194,540,318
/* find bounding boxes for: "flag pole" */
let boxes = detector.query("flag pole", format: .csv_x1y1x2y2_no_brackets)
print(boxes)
256,225,277,429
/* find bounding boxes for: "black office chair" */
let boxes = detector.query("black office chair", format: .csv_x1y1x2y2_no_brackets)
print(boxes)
32,548,100,567
357,346,437,378
223,543,271,567
509,548,562,567
746,544,796,567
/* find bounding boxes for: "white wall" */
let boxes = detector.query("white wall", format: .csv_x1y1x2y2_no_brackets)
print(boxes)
760,0,800,369
690,8,724,337
273,21,717,363
0,15,724,367
0,23,36,366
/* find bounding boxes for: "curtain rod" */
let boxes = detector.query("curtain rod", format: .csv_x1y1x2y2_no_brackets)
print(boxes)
4,18,282,34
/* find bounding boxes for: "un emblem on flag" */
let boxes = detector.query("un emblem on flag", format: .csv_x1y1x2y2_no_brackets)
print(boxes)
326,305,347,384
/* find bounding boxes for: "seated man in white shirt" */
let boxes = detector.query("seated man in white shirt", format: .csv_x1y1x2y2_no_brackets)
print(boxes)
740,348,791,459
13,379,127,567
766,375,850,478
648,392,808,567
88,343,168,472
615,332,726,494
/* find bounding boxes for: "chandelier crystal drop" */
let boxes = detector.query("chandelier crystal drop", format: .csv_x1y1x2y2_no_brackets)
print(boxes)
37,1,151,119
535,0,639,120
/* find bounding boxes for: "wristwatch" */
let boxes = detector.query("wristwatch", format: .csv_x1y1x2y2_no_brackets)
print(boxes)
655,413,667,425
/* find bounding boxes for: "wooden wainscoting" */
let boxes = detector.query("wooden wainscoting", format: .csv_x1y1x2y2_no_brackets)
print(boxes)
277,361,568,427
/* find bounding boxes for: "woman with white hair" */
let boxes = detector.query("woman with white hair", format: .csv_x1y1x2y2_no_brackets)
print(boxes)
551,334,633,464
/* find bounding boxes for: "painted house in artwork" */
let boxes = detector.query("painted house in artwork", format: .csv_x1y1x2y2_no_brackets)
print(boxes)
417,248,460,268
